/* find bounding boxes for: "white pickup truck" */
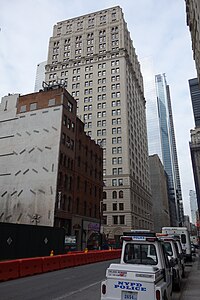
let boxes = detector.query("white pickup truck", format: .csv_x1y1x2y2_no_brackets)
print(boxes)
101,231,173,300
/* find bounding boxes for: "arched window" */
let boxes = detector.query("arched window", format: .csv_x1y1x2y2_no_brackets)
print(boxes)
103,191,107,199
112,191,117,199
119,190,123,198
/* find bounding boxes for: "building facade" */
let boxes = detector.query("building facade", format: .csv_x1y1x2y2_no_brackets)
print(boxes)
149,155,170,232
0,87,103,249
189,189,198,224
44,6,153,240
190,128,200,216
185,0,200,81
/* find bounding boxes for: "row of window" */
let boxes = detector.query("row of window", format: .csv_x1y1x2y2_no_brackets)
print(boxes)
19,99,56,113
58,20,118,34
49,52,120,71
83,109,121,120
96,128,121,136
83,101,121,111
103,202,124,211
50,54,119,71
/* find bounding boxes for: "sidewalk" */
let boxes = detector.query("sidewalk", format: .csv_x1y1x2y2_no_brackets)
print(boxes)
180,250,200,300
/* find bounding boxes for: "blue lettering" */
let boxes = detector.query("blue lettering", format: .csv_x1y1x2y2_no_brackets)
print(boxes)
114,281,147,292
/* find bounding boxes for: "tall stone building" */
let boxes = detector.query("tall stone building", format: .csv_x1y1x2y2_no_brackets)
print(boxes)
0,87,103,249
45,6,153,240
185,0,200,80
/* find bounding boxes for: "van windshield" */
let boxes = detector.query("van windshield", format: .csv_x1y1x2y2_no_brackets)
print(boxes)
124,243,158,265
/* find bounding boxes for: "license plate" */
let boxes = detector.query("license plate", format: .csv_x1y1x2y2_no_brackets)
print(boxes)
122,291,137,300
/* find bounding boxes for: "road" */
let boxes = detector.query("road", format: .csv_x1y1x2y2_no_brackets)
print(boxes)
0,259,194,300
0,259,118,300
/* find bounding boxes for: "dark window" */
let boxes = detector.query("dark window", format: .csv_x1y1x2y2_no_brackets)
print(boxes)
113,216,118,224
119,190,123,198
113,203,117,211
119,203,124,210
112,191,117,199
119,215,125,224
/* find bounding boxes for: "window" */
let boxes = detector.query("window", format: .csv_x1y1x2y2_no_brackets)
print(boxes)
30,102,37,110
118,179,123,186
112,168,117,175
113,203,117,211
119,203,124,210
20,105,26,113
112,179,117,186
119,215,125,224
113,216,118,224
118,168,123,174
112,157,117,164
113,191,117,199
118,157,122,164
119,190,123,198
124,244,158,265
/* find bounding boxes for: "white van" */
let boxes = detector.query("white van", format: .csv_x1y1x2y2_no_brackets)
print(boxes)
162,227,192,261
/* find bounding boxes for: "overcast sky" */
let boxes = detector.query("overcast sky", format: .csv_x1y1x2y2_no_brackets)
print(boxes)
0,0,197,217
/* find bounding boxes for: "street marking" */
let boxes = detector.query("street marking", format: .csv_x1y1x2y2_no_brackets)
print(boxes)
53,280,101,299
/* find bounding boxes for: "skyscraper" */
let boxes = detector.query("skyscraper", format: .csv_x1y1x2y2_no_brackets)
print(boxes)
145,72,183,226
34,61,46,92
45,6,153,240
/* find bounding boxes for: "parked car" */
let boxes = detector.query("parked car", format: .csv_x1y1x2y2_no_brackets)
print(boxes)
158,236,182,291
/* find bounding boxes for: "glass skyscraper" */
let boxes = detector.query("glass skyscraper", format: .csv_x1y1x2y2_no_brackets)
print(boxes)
145,72,183,225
